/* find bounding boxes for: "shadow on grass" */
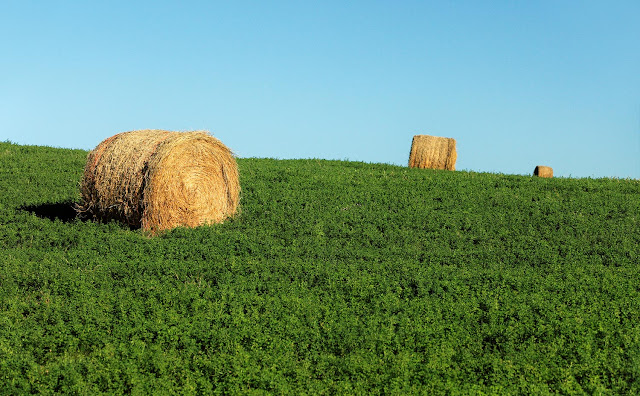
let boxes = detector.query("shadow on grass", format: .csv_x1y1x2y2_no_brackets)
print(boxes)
20,201,82,223
20,201,140,231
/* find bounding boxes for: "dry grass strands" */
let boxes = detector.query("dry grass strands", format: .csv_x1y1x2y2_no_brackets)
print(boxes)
78,130,240,235
534,165,553,178
408,135,457,170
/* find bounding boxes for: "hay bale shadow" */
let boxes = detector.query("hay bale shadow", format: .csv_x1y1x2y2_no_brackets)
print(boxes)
20,201,141,231
20,201,80,223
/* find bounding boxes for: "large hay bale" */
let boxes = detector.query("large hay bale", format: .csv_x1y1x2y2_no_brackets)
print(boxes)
78,129,240,234
408,135,457,170
533,165,553,178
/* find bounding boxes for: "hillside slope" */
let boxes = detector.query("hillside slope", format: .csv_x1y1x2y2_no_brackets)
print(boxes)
1,141,639,394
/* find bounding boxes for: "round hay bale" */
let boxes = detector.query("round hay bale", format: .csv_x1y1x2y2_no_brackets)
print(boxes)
77,129,240,234
533,165,553,178
408,134,457,170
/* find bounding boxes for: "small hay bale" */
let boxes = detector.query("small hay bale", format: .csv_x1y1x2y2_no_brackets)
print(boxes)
77,129,240,234
533,165,553,178
408,134,457,170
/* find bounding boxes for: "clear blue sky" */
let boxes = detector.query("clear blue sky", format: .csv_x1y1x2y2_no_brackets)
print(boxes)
2,1,639,178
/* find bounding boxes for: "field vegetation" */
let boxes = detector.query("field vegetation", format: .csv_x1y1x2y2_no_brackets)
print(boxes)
0,141,639,394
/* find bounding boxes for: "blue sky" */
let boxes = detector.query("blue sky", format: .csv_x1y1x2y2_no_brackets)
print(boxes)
2,1,638,178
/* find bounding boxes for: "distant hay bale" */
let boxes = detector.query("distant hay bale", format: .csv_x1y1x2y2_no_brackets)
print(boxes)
77,130,240,235
534,165,553,178
408,135,457,170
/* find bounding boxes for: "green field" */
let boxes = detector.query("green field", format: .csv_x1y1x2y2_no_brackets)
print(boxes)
1,141,639,394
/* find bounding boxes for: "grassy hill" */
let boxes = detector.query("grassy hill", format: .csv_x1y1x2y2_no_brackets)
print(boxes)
1,141,639,394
